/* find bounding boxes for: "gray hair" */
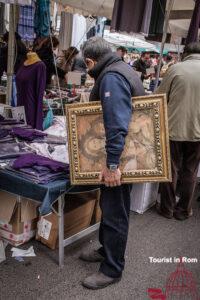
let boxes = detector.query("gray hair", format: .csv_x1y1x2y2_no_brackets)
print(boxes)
183,42,200,55
82,37,112,61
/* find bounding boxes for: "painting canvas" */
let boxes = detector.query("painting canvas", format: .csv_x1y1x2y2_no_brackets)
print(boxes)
66,94,171,185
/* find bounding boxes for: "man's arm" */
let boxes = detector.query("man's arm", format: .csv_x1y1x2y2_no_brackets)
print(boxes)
99,72,132,186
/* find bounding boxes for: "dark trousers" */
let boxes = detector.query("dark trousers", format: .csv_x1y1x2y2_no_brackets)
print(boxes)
98,184,132,278
160,141,200,216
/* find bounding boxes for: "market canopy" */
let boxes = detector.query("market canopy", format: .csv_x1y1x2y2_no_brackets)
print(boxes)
54,0,114,19
104,29,159,52
168,0,196,37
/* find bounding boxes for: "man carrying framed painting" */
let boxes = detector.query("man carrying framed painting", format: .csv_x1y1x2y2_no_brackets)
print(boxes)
156,42,200,221
80,37,145,290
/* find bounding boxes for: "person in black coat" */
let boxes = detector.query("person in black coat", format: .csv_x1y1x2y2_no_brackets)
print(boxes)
0,32,27,78
133,52,151,81
34,36,66,86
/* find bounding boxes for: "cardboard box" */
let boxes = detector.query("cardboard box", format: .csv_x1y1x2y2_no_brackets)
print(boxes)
0,191,39,246
36,190,98,250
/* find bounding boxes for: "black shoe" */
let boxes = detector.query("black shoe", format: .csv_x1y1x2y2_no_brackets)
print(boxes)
79,250,104,263
174,209,193,221
82,271,121,290
157,208,173,219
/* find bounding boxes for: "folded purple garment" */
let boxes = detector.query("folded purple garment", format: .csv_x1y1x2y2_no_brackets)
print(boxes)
11,127,47,141
0,129,10,139
0,115,4,121
0,119,24,125
13,153,69,173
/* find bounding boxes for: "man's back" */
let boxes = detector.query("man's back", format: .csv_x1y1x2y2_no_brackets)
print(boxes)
157,54,200,141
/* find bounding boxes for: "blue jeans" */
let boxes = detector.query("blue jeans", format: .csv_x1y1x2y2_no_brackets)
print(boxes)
98,184,132,278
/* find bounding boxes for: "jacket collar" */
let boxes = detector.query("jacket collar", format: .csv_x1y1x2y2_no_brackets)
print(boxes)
88,52,122,80
183,54,200,62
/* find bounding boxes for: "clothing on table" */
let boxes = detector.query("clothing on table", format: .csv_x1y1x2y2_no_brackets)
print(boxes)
71,14,87,50
59,12,73,50
29,142,69,164
160,141,200,217
0,129,10,139
17,1,35,42
16,61,46,130
11,127,47,141
98,184,132,278
186,0,200,44
6,165,68,184
13,153,69,173
156,54,200,141
148,0,167,36
0,3,6,36
0,115,5,122
34,0,50,37
0,142,30,159
111,0,152,35
0,119,24,125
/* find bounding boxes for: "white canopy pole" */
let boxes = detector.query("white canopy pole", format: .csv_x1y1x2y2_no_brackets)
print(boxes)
154,0,175,91
6,2,17,105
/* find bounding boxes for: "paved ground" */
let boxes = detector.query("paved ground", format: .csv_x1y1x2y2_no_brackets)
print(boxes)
1,190,200,300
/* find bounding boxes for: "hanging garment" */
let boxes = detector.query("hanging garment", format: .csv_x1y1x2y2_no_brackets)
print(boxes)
34,0,50,37
111,0,152,35
11,75,17,107
71,14,87,50
59,12,73,50
148,0,167,36
141,0,153,35
86,17,96,39
16,61,46,130
0,3,5,36
186,0,200,44
17,1,35,42
0,0,32,4
96,17,106,37
4,3,9,31
52,2,57,30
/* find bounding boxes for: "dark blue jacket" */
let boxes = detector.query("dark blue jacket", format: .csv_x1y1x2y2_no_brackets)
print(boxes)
100,72,132,165
89,53,145,166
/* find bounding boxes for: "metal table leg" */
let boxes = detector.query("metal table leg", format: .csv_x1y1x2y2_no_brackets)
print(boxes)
58,195,65,268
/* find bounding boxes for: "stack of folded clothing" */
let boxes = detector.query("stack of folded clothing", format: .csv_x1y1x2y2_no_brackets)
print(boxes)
0,128,14,143
6,153,69,184
11,127,47,141
0,115,24,126
0,142,32,159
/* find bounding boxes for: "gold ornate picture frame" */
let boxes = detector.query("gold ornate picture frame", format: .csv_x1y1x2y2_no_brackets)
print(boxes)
66,94,171,185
